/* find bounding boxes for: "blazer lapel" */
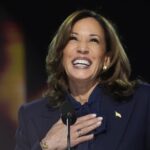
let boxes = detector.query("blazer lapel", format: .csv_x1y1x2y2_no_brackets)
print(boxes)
100,94,136,150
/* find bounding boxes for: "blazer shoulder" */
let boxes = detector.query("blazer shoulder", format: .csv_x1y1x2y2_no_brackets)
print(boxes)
136,82,150,92
18,97,50,118
134,82,150,100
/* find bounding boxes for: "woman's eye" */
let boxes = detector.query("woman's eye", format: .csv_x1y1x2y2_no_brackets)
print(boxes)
90,38,99,43
69,36,77,41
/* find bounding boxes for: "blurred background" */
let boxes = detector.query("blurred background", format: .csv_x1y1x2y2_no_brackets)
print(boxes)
0,0,149,149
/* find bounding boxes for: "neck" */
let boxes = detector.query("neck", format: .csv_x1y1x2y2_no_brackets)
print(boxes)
69,80,99,104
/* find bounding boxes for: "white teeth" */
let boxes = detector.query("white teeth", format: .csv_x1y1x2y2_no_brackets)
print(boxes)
73,59,90,66
72,59,91,69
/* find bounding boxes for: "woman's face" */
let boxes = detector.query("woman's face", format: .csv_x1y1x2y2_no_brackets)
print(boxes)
62,17,107,84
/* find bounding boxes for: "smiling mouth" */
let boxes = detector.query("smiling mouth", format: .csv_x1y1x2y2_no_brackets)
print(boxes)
72,58,92,69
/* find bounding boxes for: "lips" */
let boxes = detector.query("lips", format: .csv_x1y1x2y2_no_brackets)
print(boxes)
72,57,92,68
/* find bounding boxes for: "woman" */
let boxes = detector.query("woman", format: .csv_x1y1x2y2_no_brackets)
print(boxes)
15,9,150,150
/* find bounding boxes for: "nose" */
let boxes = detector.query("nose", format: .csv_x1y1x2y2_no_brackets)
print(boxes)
77,42,89,54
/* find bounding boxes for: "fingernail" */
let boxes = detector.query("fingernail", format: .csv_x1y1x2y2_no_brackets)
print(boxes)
97,117,103,121
90,134,94,138
91,114,97,117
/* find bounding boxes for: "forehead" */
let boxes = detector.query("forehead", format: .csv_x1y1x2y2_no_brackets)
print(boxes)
71,17,104,35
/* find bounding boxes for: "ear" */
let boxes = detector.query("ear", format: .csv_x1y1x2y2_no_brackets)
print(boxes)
103,56,110,70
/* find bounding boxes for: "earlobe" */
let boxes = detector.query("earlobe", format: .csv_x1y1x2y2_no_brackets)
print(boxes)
103,56,110,70
103,65,107,70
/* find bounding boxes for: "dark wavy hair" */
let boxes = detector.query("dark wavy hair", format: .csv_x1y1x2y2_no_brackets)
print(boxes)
44,9,137,108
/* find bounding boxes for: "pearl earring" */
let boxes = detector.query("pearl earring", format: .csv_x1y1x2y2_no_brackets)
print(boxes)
103,65,107,70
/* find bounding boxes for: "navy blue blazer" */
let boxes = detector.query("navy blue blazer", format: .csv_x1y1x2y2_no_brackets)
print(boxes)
15,83,150,150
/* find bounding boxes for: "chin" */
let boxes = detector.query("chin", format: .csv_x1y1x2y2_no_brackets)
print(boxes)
71,76,93,82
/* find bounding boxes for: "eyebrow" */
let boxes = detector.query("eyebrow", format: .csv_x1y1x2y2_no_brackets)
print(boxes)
70,32,77,35
90,34,102,39
71,32,102,39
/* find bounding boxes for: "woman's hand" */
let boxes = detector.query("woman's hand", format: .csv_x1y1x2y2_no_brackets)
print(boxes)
40,114,103,150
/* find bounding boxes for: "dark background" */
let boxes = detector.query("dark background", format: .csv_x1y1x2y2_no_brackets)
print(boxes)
0,0,150,149
1,0,150,100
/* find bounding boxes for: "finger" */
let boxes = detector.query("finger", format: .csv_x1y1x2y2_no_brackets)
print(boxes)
73,134,94,146
75,114,97,124
77,120,102,136
76,116,103,130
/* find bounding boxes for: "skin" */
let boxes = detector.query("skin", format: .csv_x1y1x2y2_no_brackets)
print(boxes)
63,17,108,103
43,115,103,150
42,17,109,150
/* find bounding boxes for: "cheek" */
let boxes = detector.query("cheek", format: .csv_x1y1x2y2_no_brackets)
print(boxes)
93,54,105,71
63,53,72,65
93,53,104,64
63,46,74,58
62,51,72,70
